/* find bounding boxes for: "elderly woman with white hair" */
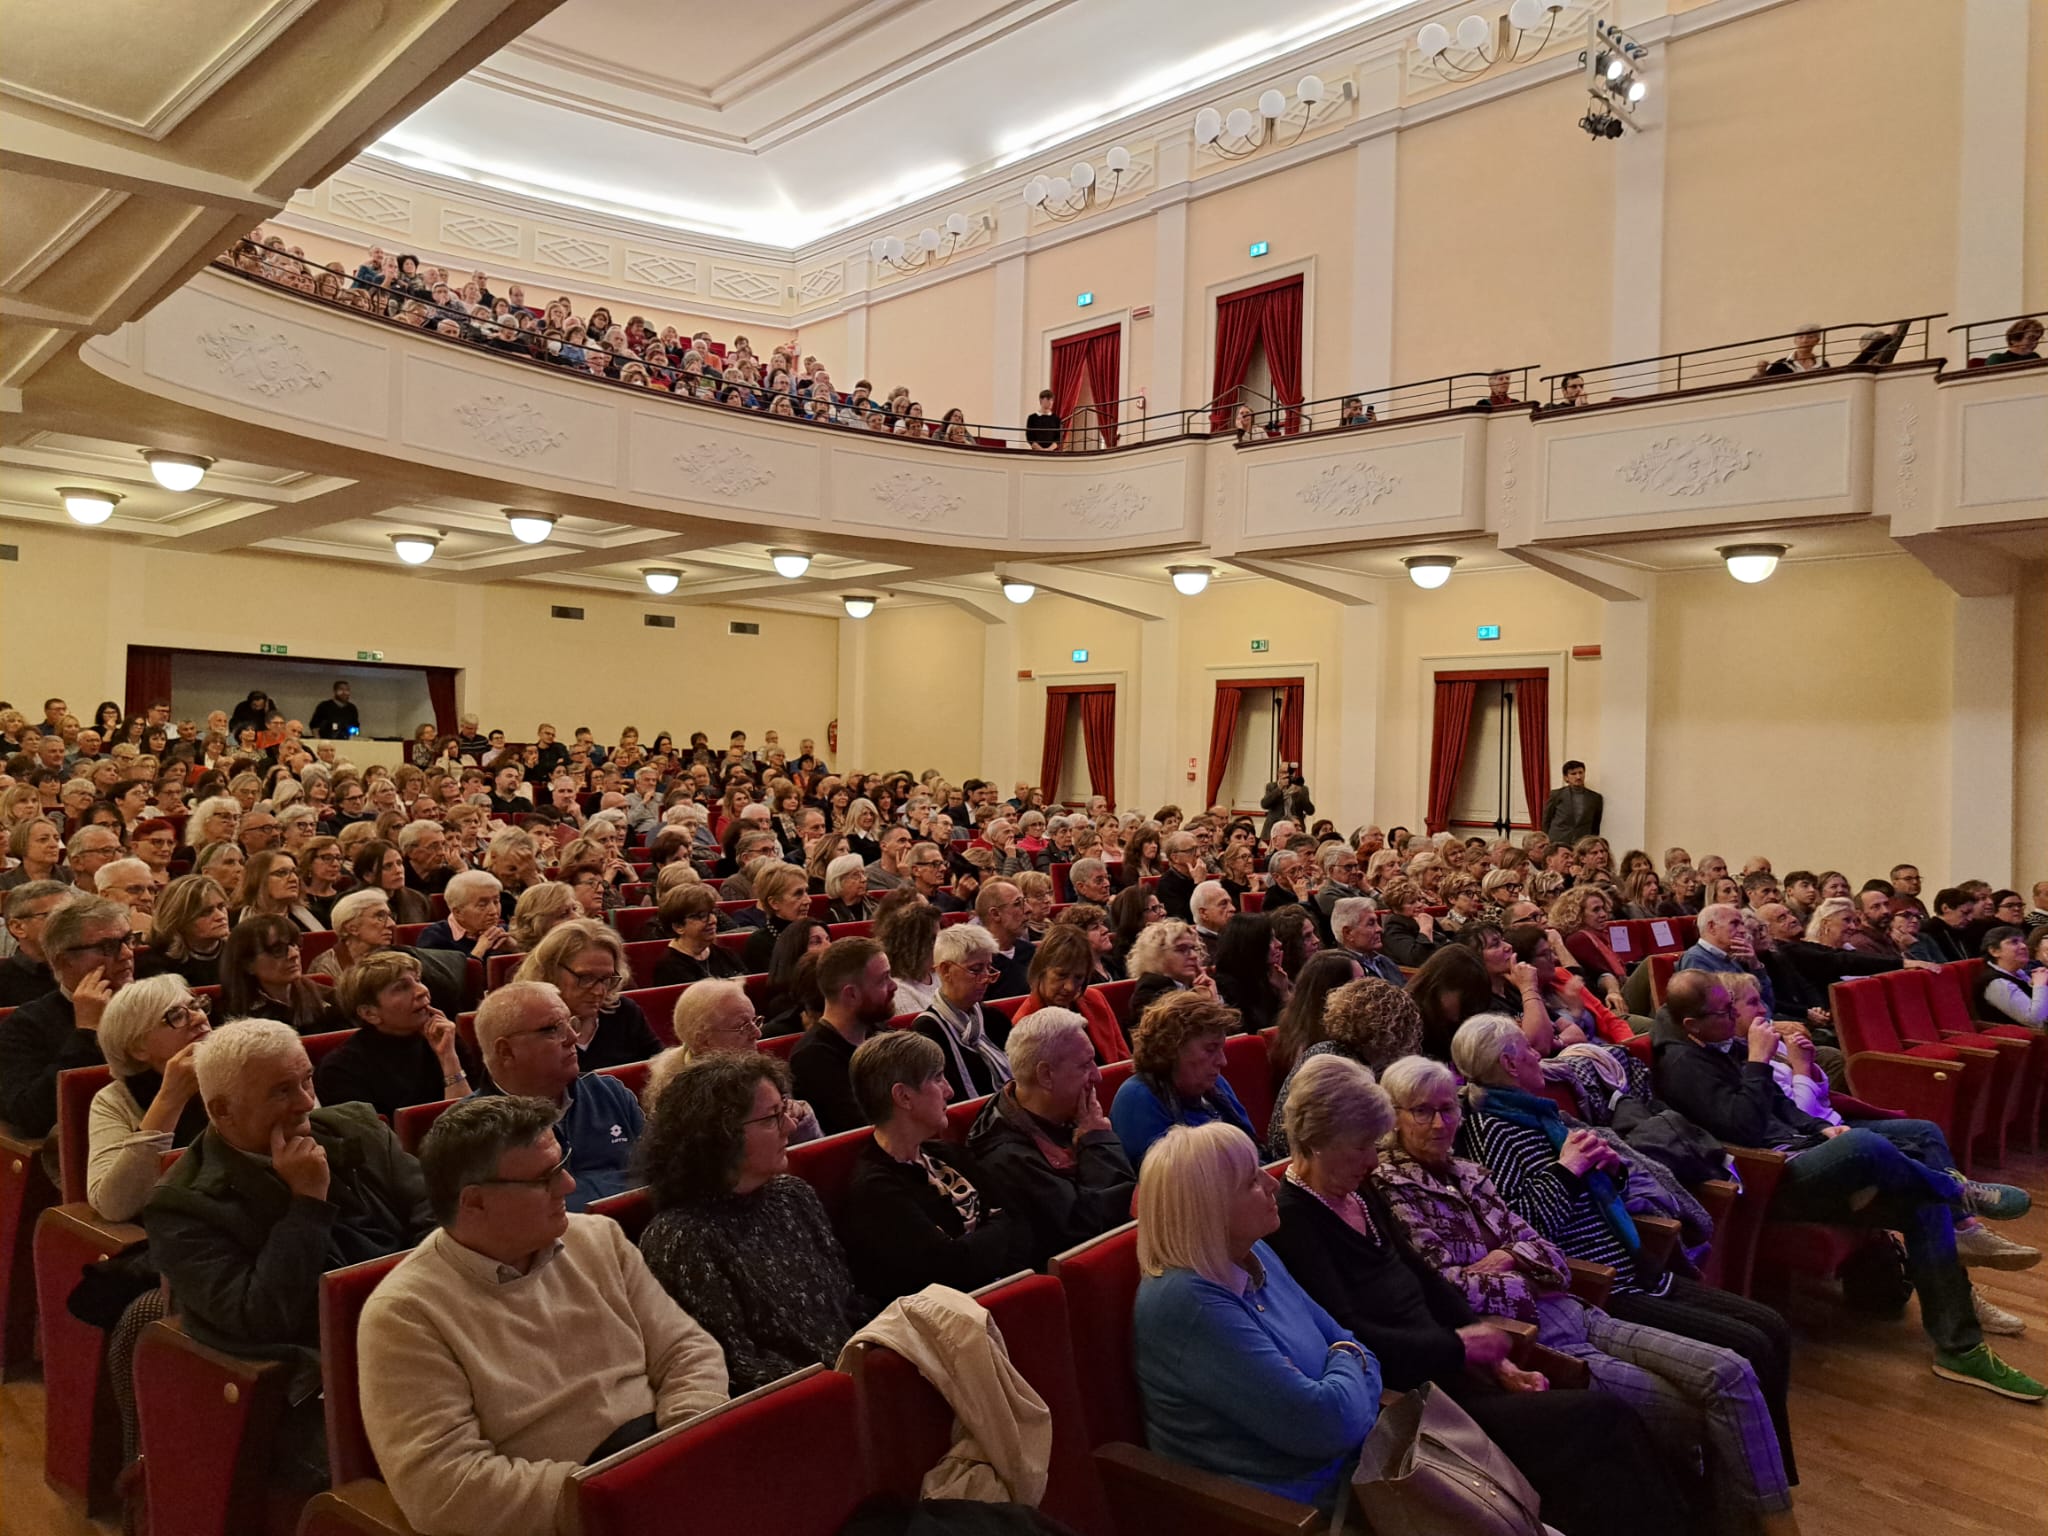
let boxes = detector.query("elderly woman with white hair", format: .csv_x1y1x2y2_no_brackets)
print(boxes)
508,880,579,952
88,974,213,1220
643,979,820,1142
822,853,874,925
1132,1120,1379,1512
417,868,513,959
1266,1055,1684,1536
308,889,398,980
1376,1038,1799,1534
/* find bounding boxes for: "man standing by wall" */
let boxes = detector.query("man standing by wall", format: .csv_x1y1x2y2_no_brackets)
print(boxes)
1541,760,1604,847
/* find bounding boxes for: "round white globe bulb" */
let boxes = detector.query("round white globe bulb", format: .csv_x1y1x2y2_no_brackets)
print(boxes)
1456,15,1490,50
1225,107,1254,139
1296,75,1325,104
1258,89,1286,119
1417,21,1450,56
1071,160,1095,189
642,568,680,596
1000,580,1035,604
945,211,970,236
1193,107,1222,144
1104,145,1131,173
1508,0,1544,30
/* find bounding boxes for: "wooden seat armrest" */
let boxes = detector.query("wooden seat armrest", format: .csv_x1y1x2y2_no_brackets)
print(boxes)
1094,1442,1321,1535
1484,1318,1538,1342
300,1481,421,1536
1514,1339,1592,1391
1566,1259,1614,1307
1634,1214,1681,1270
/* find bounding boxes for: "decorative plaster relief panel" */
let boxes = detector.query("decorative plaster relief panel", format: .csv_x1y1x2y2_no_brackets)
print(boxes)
400,355,617,482
1239,429,1481,545
1016,458,1193,545
628,410,822,519
142,286,390,438
1538,396,1859,531
439,209,521,257
1954,392,2048,516
830,448,1008,539
327,177,414,230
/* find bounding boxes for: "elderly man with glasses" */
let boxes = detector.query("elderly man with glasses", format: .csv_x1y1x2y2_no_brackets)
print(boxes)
358,1094,726,1536
470,982,642,1209
145,1018,435,1485
0,894,131,1135
0,880,71,1005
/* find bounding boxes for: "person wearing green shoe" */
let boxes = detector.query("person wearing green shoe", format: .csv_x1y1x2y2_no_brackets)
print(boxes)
1655,973,2045,1405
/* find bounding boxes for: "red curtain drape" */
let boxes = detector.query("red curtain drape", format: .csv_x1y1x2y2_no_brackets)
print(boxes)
1425,678,1481,835
124,646,175,721
1049,335,1091,440
1275,683,1304,769
425,667,459,738
1210,276,1303,432
1082,327,1120,447
1513,675,1549,832
1204,685,1245,808
1039,690,1073,806
1078,688,1116,807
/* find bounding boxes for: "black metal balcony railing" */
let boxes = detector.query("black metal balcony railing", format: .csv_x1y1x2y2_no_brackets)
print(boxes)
1946,311,2046,370
1539,315,1945,407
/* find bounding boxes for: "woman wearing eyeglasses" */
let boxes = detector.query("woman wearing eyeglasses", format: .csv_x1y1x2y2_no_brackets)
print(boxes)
513,919,659,1070
638,1053,869,1393
236,849,324,934
88,974,212,1220
352,839,433,926
220,913,339,1034
135,875,232,987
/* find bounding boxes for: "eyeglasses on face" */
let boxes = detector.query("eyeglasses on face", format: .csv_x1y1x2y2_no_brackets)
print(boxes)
741,1098,800,1129
478,1144,573,1189
559,965,617,990
64,934,137,959
158,997,212,1029
1400,1102,1463,1124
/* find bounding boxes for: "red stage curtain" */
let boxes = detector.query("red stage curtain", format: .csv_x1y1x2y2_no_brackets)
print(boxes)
1210,289,1267,432
1425,678,1481,834
1204,685,1246,808
1050,336,1090,444
124,646,175,721
1078,688,1117,807
1514,674,1549,832
1083,327,1121,447
1275,682,1305,769
1039,690,1073,805
1262,279,1303,434
425,667,459,739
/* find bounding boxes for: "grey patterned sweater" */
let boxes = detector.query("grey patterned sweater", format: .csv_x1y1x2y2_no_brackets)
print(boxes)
639,1175,870,1393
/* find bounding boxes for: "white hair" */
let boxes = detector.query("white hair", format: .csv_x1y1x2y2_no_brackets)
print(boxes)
474,980,565,1058
1330,896,1373,935
95,857,151,892
446,869,503,906
396,819,442,852
194,1017,309,1106
98,974,193,1079
329,887,391,933
933,923,998,967
1005,1007,1090,1082
1449,1014,1524,1086
191,796,241,828
826,853,866,888
1192,880,1230,914
1376,1054,1457,1111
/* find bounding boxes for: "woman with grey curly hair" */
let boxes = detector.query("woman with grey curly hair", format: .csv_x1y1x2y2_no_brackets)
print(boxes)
1264,977,1422,1157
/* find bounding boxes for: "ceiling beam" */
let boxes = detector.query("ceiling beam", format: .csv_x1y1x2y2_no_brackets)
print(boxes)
996,560,1172,621
1892,531,2020,597
168,478,394,553
1224,556,1384,606
892,580,1016,624
436,529,720,584
1497,546,1649,603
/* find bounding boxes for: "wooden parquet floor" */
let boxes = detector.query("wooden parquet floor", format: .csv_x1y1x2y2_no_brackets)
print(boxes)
3,1152,2045,1536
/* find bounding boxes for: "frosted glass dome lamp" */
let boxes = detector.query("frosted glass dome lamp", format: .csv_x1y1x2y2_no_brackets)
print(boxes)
770,550,811,579
390,533,440,566
141,451,213,492
504,511,556,545
1168,564,1212,596
57,487,121,525
642,568,681,596
1404,555,1458,589
1000,578,1036,604
842,595,878,619
1418,2,1566,78
1718,544,1786,584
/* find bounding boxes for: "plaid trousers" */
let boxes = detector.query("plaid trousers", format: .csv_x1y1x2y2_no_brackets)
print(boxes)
1534,1291,1792,1517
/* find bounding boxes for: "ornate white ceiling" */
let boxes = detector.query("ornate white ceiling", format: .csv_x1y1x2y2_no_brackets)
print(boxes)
371,0,1414,247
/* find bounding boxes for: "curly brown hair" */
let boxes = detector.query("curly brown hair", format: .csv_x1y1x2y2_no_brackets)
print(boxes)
1130,989,1239,1079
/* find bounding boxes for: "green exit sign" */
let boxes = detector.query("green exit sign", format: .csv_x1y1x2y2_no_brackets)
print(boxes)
1250,638,1269,653
1249,241,1270,258
356,649,386,662
259,643,289,655
1071,648,1089,663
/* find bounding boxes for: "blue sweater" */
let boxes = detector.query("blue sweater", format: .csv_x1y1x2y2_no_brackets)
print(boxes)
471,1072,643,1211
1110,1072,1257,1169
1134,1242,1380,1508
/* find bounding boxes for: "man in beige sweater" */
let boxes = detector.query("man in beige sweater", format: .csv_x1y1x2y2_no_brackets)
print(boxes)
358,1096,728,1535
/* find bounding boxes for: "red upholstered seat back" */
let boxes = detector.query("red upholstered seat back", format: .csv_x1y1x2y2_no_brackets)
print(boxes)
1921,964,1982,1037
943,1093,990,1144
298,929,340,968
486,951,526,990
1880,969,1945,1045
622,939,669,989
1097,1058,1137,1103
623,985,686,1046
742,973,776,1013
394,923,431,947
1831,977,1903,1054
394,1097,457,1155
1223,1032,1276,1145
712,932,752,959
786,1126,874,1224
590,1185,654,1241
1648,953,1679,1006
320,1251,406,1486
570,1367,867,1536
301,1028,355,1064
1049,1222,1143,1449
56,1064,113,1204
826,921,873,940
1050,863,1073,904
614,907,661,942
1239,890,1265,913
1094,979,1137,1035
759,1031,803,1063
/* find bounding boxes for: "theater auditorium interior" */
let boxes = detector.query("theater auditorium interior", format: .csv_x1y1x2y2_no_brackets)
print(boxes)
0,1,2044,1533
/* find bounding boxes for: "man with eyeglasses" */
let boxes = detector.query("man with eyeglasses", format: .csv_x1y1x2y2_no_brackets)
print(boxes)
1312,840,1365,947
1330,898,1405,987
471,981,641,1209
0,881,70,1006
95,856,161,941
904,841,950,903
973,879,1036,1000
358,1094,726,1535
146,1017,434,1485
913,923,1012,1101
0,894,130,1136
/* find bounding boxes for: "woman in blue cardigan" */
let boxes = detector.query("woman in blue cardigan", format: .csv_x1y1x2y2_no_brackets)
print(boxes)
1133,1120,1380,1511
1109,990,1256,1168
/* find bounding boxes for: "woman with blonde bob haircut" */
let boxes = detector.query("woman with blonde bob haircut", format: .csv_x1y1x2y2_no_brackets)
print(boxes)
508,880,578,952
88,974,213,1219
512,918,660,1070
1133,1121,1380,1512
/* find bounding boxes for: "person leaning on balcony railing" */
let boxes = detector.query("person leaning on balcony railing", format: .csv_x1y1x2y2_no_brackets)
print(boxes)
1758,323,1827,376
1986,316,2043,367
1554,372,1588,408
1473,368,1520,410
1026,388,1063,450
1338,395,1376,427
1233,404,1269,443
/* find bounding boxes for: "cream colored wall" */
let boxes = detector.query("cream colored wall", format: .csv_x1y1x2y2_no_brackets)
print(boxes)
1392,74,1616,388
2028,0,2048,311
1006,593,1143,800
2016,561,2048,880
0,523,837,745
1183,152,1356,408
1021,217,1155,408
858,603,986,780
1660,0,1962,352
793,312,850,378
1648,555,1954,879
865,267,998,423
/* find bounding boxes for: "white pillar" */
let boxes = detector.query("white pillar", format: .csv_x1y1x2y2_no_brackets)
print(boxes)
842,304,869,381
1336,602,1382,825
980,617,1020,790
1597,580,1655,856
991,254,1027,434
1136,613,1182,812
835,615,869,770
1150,198,1189,419
1350,137,1396,393
1608,79,1665,370
1948,591,2017,886
1955,0,2029,321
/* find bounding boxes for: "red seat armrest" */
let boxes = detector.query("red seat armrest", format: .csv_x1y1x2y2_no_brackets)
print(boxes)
1093,1442,1322,1535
